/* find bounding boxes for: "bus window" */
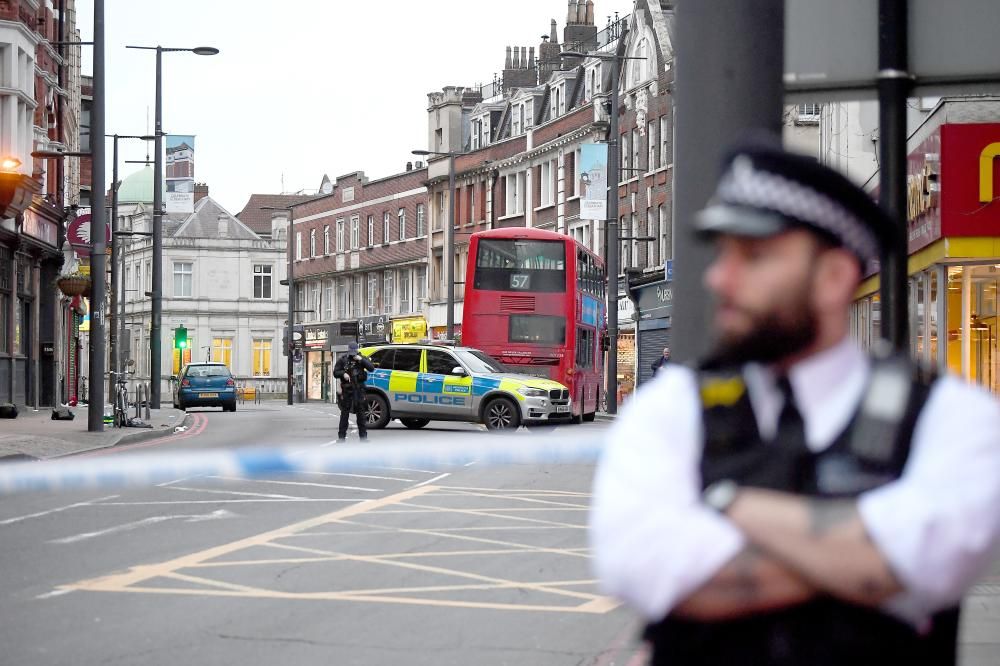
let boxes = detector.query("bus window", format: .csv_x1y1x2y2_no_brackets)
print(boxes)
474,239,566,293
576,327,595,368
509,315,566,344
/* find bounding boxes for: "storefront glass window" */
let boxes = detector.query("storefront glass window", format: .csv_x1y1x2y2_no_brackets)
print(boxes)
928,269,939,366
946,266,965,377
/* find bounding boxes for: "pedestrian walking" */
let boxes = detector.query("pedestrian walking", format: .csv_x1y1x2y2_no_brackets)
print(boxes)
650,347,671,374
590,139,1000,666
333,342,375,442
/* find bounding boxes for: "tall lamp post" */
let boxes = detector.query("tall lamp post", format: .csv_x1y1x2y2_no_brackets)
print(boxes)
562,26,635,415
261,205,298,406
125,44,219,409
412,149,458,339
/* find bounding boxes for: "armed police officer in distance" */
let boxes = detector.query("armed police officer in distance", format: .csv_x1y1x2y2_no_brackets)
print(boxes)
590,138,1000,666
334,341,375,442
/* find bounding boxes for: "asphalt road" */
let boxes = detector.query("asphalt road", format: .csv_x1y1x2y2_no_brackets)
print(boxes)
0,403,643,666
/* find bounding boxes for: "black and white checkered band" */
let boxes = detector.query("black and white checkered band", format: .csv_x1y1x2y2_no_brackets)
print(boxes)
718,156,880,265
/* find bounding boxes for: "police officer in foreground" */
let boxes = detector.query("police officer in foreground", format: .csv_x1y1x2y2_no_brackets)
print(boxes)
590,139,1000,666
333,341,375,442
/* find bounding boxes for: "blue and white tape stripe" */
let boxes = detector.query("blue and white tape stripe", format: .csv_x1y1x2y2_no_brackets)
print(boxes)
0,435,606,496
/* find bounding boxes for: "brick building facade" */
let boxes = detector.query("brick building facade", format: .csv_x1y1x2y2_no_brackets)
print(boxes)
284,166,429,400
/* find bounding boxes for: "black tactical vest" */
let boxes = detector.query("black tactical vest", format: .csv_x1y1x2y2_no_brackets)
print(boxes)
644,354,960,666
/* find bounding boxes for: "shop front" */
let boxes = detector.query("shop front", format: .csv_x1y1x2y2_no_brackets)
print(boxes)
430,323,462,342
633,279,673,385
304,324,331,402
615,292,636,403
852,118,1000,395
358,315,390,345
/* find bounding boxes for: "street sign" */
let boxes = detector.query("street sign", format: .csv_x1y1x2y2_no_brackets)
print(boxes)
784,0,1000,100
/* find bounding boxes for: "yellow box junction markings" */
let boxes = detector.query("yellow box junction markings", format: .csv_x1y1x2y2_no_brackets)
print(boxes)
63,485,619,614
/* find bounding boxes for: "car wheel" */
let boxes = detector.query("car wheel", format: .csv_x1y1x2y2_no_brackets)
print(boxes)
401,417,430,430
224,401,237,413
483,397,521,431
177,400,186,411
364,393,391,429
582,411,596,422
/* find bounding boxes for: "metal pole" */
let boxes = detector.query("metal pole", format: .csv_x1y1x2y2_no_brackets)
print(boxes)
605,28,625,415
287,209,294,406
446,154,456,339
877,0,910,352
671,0,785,363
150,46,163,408
109,135,119,403
87,0,106,432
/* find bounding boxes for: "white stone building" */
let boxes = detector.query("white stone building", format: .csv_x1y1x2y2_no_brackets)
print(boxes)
113,167,290,400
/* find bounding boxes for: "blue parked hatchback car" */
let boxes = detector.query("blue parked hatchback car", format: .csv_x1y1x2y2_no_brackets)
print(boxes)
173,362,237,412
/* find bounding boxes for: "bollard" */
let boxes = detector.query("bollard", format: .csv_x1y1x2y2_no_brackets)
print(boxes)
144,384,151,421
134,383,141,419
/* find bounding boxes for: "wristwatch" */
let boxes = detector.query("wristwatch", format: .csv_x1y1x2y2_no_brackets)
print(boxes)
703,479,739,514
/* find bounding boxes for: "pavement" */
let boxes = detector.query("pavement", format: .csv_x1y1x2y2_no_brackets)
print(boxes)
0,404,190,460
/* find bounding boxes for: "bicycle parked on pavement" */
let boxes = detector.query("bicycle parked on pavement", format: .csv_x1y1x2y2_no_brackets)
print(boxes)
109,370,130,428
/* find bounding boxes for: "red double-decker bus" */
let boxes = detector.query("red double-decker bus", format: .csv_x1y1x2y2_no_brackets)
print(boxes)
462,227,607,422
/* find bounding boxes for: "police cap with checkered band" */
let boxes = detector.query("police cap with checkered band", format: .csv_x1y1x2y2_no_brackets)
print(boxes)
694,139,891,268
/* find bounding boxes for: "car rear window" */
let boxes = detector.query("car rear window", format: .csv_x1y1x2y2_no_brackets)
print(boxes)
185,365,231,378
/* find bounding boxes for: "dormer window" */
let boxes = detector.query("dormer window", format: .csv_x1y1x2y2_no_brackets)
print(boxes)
524,101,533,129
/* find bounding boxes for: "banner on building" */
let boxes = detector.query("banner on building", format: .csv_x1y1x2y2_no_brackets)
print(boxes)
579,143,608,221
391,317,427,344
165,135,196,214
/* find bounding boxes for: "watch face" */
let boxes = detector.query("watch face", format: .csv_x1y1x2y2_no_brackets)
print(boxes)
705,480,737,512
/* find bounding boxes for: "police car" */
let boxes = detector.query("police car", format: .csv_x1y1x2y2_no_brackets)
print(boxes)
358,343,573,430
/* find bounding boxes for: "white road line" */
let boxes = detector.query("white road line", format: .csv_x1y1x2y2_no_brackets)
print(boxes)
49,509,233,545
208,476,382,493
378,466,440,474
0,494,120,526
411,472,451,488
464,461,477,467
167,485,303,500
35,589,73,600
157,476,196,488
94,499,361,506
299,471,415,482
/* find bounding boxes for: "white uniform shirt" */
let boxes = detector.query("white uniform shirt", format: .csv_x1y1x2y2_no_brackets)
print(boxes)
590,336,1000,627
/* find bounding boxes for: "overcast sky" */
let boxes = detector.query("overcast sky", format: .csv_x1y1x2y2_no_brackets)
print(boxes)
74,0,636,215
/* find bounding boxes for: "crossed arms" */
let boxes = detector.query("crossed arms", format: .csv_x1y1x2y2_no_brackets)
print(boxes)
673,489,902,620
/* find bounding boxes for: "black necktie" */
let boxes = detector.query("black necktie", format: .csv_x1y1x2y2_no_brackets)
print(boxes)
773,376,808,453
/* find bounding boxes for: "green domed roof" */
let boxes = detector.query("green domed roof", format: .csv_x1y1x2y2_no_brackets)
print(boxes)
117,165,157,204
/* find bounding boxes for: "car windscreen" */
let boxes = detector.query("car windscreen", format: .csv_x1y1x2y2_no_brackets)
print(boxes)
185,365,231,378
455,350,505,374
474,239,566,293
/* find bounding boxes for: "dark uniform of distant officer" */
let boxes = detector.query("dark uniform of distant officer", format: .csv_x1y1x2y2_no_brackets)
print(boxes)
333,341,375,442
591,139,1000,666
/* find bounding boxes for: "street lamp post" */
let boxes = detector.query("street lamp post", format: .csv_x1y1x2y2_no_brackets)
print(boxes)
562,26,633,415
261,205,297,406
125,44,218,409
412,149,458,339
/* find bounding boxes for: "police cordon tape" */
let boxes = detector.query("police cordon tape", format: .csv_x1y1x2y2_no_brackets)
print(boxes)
0,434,606,496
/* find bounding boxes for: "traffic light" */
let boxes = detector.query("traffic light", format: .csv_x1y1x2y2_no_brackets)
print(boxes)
174,326,188,351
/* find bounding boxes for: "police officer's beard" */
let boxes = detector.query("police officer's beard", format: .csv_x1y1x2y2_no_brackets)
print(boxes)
706,283,819,367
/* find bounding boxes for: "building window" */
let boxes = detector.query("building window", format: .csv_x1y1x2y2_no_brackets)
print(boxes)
350,215,360,249
540,161,554,207
416,203,425,237
647,121,657,172
173,261,193,297
145,260,151,292
252,339,271,377
505,172,525,215
253,264,272,299
211,338,233,368
660,204,670,261
398,208,406,240
320,279,332,320
513,105,522,135
309,229,316,257
551,87,561,118
336,278,348,320
472,118,481,150
383,211,391,243
306,281,318,322
352,275,362,317
295,231,302,260
367,214,375,247
383,270,394,314
621,132,630,177
399,269,411,314
631,129,640,176
135,263,142,298
296,284,306,320
660,115,669,168
336,218,345,252
797,103,821,124
124,266,131,302
415,265,427,303
323,225,330,255
366,272,379,315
